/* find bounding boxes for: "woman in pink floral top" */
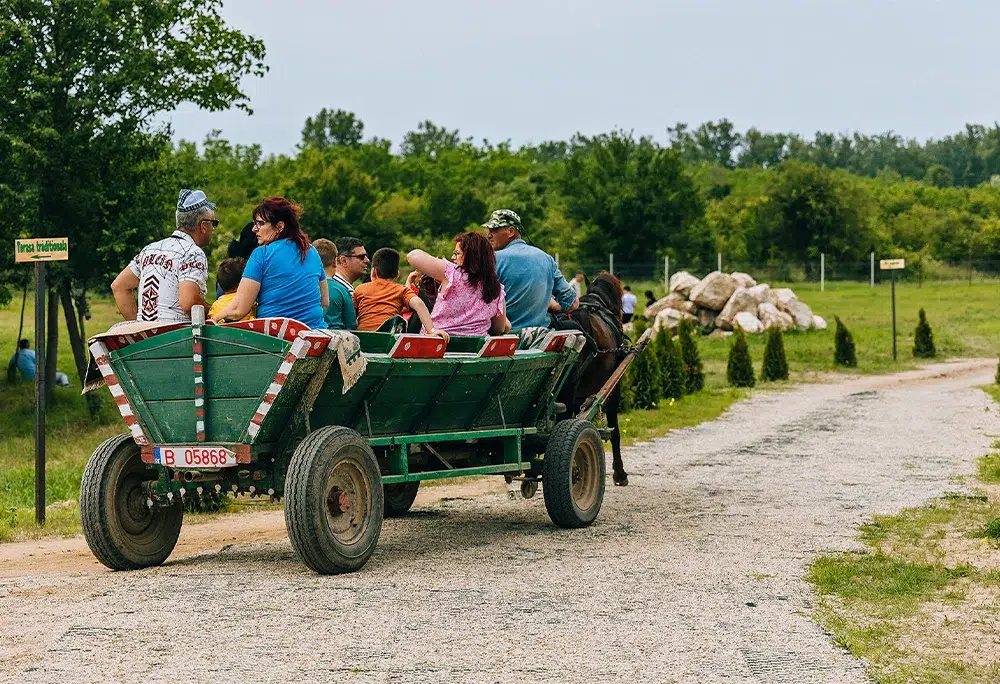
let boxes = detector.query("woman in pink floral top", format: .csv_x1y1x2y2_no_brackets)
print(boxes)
406,232,511,337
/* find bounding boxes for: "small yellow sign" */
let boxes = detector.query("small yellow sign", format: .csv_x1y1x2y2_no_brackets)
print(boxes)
879,258,905,270
14,238,69,263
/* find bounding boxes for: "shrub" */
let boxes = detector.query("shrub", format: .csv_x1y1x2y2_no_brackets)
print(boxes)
677,319,704,393
654,326,686,400
761,327,789,381
623,319,660,410
727,326,756,388
834,316,857,367
912,308,936,358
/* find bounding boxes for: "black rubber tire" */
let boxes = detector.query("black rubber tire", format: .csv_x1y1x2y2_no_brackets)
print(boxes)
285,426,384,574
383,481,420,517
79,433,183,570
542,419,606,528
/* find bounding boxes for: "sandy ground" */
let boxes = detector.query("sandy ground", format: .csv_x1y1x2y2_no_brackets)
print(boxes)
0,359,996,683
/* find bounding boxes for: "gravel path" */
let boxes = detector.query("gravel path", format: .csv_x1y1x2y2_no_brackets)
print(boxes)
1,359,996,683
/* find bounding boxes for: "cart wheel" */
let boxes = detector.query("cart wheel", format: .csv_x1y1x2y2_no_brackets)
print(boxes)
542,419,605,528
285,427,383,574
384,482,419,517
79,433,183,570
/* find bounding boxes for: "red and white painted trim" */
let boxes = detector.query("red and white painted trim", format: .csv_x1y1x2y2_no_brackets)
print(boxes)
89,340,149,445
245,336,311,442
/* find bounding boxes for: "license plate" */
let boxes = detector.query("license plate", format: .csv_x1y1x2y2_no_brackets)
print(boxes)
153,446,237,468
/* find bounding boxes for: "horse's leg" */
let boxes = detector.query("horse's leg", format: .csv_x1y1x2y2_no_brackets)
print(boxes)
606,384,627,486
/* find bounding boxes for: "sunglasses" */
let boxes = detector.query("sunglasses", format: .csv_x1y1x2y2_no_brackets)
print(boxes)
202,219,220,228
345,252,369,260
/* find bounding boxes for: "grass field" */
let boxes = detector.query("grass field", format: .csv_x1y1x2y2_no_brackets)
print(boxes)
1,280,997,541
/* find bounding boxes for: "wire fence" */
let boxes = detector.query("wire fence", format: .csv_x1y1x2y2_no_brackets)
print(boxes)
556,254,1000,289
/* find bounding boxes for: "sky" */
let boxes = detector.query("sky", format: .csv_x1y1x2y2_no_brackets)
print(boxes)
166,0,1000,155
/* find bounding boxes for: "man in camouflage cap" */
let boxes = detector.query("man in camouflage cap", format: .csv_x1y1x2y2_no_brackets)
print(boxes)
485,209,578,330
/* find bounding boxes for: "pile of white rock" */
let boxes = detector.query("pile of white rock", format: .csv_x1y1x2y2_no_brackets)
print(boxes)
644,271,827,335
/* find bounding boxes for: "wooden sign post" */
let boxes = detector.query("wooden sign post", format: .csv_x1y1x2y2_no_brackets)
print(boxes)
879,258,905,361
15,237,70,525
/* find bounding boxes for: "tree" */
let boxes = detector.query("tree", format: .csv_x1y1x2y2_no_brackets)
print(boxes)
623,319,660,410
760,327,789,381
677,319,705,393
727,327,756,388
924,164,953,188
301,108,365,149
654,326,686,400
834,316,858,367
912,308,936,358
0,1,266,410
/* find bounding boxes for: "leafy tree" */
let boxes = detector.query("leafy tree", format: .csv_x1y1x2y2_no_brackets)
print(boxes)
301,108,364,149
760,327,789,381
400,121,467,158
677,319,705,393
924,164,953,188
726,327,756,388
912,308,936,358
653,326,686,399
623,319,660,410
834,316,858,367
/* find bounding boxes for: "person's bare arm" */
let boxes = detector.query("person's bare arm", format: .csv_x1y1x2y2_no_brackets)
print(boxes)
111,267,140,320
406,294,449,343
210,278,261,323
319,278,330,309
178,281,208,317
489,312,511,335
406,250,448,282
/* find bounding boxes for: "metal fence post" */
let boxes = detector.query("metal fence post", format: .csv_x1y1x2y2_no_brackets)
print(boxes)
717,252,722,272
870,252,875,288
555,252,559,269
664,255,669,290
609,252,613,275
820,252,825,292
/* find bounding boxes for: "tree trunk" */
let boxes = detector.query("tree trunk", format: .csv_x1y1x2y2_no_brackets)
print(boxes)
45,287,59,404
61,283,101,417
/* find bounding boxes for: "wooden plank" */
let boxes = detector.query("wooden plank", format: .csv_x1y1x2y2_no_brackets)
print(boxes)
144,397,273,443
120,354,283,401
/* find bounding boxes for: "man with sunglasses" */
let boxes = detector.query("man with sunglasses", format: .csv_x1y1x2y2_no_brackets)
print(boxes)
112,189,216,322
324,236,369,329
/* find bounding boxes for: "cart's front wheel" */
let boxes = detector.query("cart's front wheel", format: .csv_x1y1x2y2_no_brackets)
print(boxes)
384,481,419,517
285,427,383,574
79,433,183,570
542,419,605,528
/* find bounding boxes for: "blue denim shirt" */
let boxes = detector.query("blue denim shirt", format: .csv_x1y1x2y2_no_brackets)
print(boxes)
494,239,577,329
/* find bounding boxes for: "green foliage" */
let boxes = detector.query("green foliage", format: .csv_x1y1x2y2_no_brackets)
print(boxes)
653,326,686,400
760,327,789,381
677,319,705,393
912,308,936,358
834,316,858,367
726,326,756,388
623,319,661,410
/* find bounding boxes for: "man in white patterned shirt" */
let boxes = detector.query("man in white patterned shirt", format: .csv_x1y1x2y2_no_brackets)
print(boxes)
111,189,217,322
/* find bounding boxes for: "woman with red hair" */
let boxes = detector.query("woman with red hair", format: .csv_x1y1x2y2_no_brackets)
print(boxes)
210,197,329,327
406,232,511,337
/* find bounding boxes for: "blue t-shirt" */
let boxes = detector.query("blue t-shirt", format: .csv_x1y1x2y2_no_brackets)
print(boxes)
495,239,577,329
9,349,35,380
243,239,326,328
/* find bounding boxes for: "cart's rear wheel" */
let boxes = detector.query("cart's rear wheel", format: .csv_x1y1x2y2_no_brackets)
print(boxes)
285,427,383,574
80,433,183,570
542,419,605,528
384,481,420,517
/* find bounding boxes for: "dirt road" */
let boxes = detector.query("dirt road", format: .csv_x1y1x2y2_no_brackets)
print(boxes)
2,359,996,683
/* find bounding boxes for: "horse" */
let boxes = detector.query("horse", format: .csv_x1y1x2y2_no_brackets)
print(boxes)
559,272,631,486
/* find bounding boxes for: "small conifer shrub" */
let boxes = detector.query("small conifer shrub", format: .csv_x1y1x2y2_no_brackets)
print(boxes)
677,319,705,394
912,308,936,358
727,326,756,388
654,326,686,400
761,327,789,381
834,316,857,367
623,319,661,410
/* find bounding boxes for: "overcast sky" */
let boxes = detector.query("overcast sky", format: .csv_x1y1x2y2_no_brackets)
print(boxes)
166,0,1000,155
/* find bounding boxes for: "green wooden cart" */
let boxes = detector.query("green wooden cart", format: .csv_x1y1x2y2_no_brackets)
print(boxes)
80,307,646,574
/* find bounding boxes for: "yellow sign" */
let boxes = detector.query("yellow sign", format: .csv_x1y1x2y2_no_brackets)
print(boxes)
14,238,69,263
879,258,905,270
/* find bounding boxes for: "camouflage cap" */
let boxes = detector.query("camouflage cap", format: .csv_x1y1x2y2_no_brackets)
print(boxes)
482,209,521,231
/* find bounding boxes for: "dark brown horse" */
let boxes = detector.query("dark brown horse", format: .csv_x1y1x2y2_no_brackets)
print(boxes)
560,272,631,486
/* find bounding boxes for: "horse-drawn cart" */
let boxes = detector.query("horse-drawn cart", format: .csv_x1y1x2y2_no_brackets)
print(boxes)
80,307,648,574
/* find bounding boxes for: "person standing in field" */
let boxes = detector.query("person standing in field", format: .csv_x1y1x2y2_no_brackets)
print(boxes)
111,189,216,322
325,237,368,330
621,285,638,323
484,209,578,330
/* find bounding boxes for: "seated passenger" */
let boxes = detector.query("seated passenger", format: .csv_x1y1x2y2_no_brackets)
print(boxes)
209,197,328,327
353,248,441,337
324,237,367,330
209,257,255,321
484,209,578,330
407,232,511,337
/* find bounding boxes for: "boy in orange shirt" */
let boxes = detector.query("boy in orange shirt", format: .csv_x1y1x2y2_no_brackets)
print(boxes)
353,248,443,338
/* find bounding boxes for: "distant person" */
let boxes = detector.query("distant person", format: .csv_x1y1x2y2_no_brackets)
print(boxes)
407,232,510,337
569,272,585,298
622,285,638,323
7,339,69,386
353,248,437,333
325,237,368,330
484,209,577,330
644,289,656,309
210,197,328,327
112,189,215,322
208,257,254,321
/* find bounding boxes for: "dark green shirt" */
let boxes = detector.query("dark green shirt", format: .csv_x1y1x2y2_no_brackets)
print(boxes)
324,275,357,330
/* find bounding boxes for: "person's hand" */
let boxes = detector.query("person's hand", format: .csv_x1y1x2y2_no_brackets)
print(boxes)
429,328,450,345
405,270,420,288
210,313,226,324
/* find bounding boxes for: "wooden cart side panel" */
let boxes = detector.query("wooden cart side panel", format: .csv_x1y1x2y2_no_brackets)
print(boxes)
117,354,284,401
110,325,288,360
